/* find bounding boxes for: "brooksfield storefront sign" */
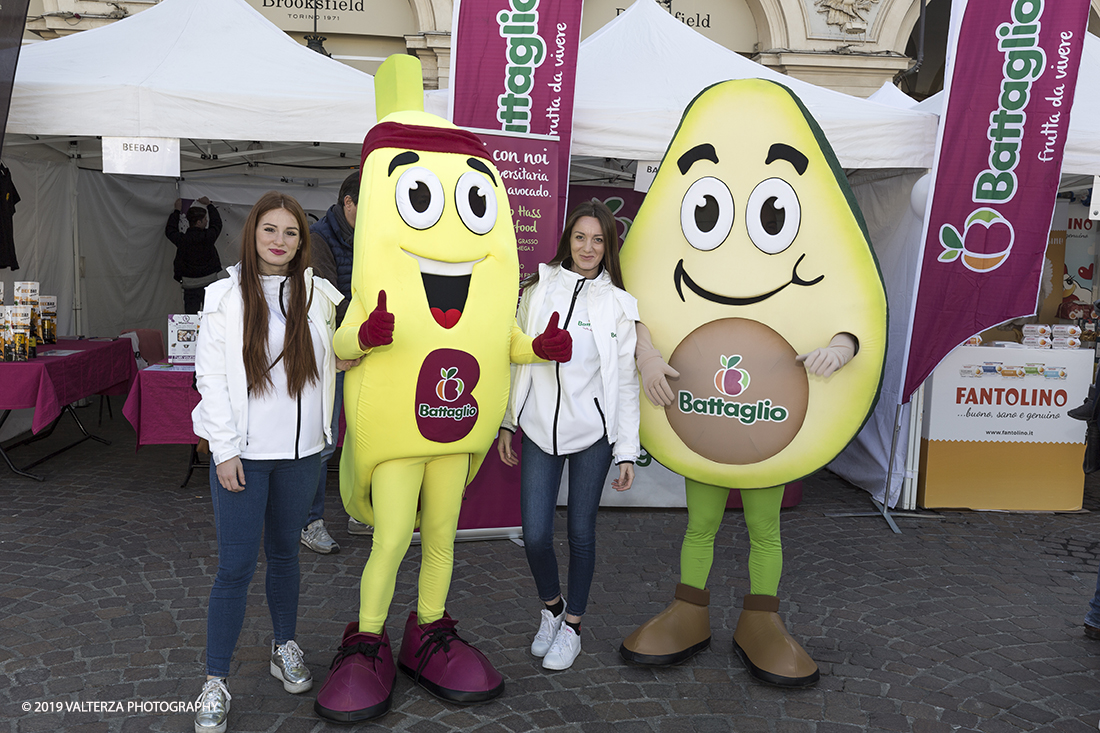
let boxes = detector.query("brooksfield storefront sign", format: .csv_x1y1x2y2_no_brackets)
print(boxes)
248,0,413,36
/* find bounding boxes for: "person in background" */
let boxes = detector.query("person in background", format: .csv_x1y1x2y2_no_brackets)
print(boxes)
166,196,223,314
191,191,351,733
299,170,367,554
497,200,640,671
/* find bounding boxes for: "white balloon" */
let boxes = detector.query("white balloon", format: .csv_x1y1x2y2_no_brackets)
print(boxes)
910,173,932,220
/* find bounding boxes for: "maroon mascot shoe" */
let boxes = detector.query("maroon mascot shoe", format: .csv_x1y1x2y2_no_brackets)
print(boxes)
314,621,396,722
397,611,505,703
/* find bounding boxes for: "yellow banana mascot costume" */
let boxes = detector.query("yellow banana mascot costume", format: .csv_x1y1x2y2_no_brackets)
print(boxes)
619,79,887,687
314,56,549,722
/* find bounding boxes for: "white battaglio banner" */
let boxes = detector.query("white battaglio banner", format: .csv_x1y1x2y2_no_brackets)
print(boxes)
102,137,180,177
923,345,1092,444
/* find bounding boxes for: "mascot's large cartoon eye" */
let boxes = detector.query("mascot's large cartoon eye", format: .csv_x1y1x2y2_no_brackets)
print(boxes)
396,166,444,230
746,178,800,254
680,177,734,251
455,171,497,235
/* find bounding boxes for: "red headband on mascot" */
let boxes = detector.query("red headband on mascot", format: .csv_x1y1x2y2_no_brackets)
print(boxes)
360,122,491,169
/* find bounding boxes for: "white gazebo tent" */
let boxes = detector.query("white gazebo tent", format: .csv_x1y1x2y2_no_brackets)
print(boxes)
568,0,937,169
0,0,377,441
2,0,376,337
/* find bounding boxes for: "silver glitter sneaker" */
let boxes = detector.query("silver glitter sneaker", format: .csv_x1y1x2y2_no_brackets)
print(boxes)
270,640,312,693
300,519,340,554
194,677,230,733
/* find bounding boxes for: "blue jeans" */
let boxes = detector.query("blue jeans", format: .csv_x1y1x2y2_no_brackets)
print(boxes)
519,433,612,618
206,454,320,678
307,371,344,525
1087,565,1100,629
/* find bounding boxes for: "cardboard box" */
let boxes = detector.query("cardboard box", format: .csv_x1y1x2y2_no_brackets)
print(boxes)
168,313,200,365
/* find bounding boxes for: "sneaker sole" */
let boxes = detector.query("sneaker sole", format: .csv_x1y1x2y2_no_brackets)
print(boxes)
300,539,340,554
313,692,392,722
398,661,505,704
269,661,313,693
541,648,581,671
195,720,227,733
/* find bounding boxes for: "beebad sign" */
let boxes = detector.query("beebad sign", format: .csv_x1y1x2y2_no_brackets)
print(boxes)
102,138,181,178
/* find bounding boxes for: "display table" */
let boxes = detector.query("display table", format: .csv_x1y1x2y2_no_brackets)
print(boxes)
917,344,1092,510
123,363,200,446
122,363,206,486
122,362,348,486
0,338,137,480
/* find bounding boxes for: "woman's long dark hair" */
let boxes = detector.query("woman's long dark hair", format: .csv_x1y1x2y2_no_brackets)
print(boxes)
239,191,318,397
523,200,625,290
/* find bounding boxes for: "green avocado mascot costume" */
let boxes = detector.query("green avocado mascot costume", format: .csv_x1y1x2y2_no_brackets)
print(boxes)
619,78,887,687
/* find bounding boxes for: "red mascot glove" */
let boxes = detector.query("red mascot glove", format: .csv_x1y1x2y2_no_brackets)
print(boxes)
532,312,572,363
358,291,394,348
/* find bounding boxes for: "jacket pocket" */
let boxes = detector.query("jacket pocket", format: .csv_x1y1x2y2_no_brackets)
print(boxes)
593,397,608,438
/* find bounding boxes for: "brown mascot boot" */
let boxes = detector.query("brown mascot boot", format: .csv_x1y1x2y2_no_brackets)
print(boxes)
732,594,819,687
619,583,711,665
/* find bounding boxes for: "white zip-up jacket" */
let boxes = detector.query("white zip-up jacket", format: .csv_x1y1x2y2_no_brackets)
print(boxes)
192,264,343,466
503,263,640,464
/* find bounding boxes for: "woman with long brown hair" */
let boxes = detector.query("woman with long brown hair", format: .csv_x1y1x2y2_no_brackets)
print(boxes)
497,200,640,671
191,191,349,733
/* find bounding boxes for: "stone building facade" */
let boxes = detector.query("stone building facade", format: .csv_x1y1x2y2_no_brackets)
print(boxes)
23,0,1100,98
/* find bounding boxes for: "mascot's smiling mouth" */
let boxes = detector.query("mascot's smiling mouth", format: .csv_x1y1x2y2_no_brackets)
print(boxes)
674,254,824,306
404,251,485,329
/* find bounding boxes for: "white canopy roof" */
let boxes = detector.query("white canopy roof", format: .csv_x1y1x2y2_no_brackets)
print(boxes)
867,81,918,109
8,0,376,144
914,32,1100,177
568,0,938,169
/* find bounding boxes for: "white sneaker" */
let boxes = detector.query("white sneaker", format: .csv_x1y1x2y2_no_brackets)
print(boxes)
531,607,566,658
542,624,581,670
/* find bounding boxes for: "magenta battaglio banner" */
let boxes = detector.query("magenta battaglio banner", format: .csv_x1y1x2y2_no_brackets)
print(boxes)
901,0,1092,401
448,0,583,235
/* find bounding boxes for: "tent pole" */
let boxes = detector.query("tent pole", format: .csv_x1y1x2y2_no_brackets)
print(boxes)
870,402,904,534
827,402,905,532
69,151,83,337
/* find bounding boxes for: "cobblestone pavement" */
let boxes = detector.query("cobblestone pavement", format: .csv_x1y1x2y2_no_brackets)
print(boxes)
2,399,1099,732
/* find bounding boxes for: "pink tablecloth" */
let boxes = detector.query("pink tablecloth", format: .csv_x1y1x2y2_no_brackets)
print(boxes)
123,364,347,448
0,338,137,434
123,364,200,447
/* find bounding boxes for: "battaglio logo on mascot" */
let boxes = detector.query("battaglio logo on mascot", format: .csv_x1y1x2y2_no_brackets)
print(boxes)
677,354,791,426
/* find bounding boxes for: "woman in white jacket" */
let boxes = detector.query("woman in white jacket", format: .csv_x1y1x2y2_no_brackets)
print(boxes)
191,191,349,733
497,201,640,671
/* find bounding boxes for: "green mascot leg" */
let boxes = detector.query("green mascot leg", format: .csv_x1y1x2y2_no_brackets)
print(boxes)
733,485,819,687
741,485,784,596
678,478,729,590
620,477,729,665
679,480,783,595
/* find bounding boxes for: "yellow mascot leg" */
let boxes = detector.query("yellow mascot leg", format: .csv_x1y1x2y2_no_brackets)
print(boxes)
358,457,426,634
415,453,468,624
